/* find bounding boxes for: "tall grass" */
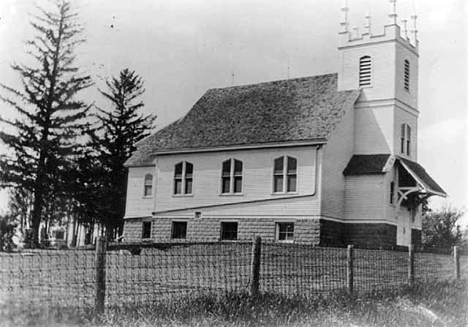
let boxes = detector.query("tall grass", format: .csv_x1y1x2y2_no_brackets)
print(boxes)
1,280,466,327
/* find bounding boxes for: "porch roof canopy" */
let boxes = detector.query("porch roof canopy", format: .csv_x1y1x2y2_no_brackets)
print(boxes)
397,157,447,197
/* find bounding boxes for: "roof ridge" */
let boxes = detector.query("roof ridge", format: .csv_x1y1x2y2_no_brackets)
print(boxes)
208,73,338,91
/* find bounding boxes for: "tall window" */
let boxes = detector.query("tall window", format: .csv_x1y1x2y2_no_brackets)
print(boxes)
389,181,395,205
174,161,193,195
404,60,410,92
359,56,372,87
142,221,152,239
276,222,294,242
143,174,153,197
400,124,411,156
221,159,243,194
273,156,297,193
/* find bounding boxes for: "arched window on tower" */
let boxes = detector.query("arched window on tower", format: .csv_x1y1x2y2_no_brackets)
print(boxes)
404,60,410,92
359,56,372,87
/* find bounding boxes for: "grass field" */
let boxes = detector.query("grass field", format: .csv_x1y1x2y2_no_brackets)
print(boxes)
0,242,465,312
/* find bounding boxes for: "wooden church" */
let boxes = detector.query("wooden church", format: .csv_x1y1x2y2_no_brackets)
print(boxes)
122,0,446,248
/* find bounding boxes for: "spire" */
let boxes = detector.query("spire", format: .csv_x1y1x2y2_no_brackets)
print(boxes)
402,19,408,39
388,0,397,25
363,10,372,35
340,0,349,33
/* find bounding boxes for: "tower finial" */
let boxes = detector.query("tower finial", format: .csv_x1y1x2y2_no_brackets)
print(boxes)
352,24,359,39
411,13,418,46
340,0,349,33
388,0,397,25
402,19,408,39
363,10,372,35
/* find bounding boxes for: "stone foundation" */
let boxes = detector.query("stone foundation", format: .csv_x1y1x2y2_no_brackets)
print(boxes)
124,217,402,248
124,217,321,244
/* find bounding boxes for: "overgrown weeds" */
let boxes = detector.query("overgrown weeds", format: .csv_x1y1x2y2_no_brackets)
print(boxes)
1,280,466,327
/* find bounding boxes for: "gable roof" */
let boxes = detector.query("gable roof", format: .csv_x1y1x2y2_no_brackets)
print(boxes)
343,154,391,175
125,73,360,167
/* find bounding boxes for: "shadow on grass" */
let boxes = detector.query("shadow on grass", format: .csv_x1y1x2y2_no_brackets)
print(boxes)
1,280,466,327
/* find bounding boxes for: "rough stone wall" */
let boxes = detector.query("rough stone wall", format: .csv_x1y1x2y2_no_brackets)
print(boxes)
124,217,321,244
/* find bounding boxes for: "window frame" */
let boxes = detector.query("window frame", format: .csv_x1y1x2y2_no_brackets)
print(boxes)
273,156,298,194
220,159,243,195
173,161,194,196
404,59,410,92
220,221,238,240
276,222,294,243
171,221,188,240
400,123,411,156
359,55,372,88
142,221,152,239
143,174,153,197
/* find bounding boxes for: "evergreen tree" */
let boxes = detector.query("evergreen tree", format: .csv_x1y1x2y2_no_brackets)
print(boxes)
90,69,156,239
0,0,92,246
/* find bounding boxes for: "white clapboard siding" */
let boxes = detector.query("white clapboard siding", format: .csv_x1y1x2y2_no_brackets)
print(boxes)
344,175,384,220
321,103,354,219
125,166,156,218
156,195,319,217
154,146,318,215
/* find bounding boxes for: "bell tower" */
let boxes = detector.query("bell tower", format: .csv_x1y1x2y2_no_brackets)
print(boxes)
338,0,419,161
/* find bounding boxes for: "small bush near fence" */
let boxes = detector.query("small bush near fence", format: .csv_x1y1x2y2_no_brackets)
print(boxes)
0,237,465,317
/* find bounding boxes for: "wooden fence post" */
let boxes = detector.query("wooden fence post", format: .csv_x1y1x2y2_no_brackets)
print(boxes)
250,236,262,297
408,245,414,285
95,237,107,315
454,246,460,280
347,245,354,295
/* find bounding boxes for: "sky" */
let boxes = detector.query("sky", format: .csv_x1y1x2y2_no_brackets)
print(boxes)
0,0,466,225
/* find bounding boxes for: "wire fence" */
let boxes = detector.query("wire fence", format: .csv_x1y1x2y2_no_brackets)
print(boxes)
0,238,465,315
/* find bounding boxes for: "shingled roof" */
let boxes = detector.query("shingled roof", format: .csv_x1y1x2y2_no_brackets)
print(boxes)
343,154,391,175
126,73,360,167
398,157,446,196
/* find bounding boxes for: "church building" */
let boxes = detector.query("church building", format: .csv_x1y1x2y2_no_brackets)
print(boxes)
122,0,446,248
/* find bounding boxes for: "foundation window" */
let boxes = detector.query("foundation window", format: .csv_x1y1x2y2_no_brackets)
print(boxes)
276,222,294,242
221,222,238,240
142,221,152,239
172,221,187,239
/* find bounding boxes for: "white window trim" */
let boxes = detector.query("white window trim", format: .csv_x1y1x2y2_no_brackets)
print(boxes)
275,221,295,243
358,55,373,88
173,161,194,197
220,158,244,195
400,123,411,156
143,174,154,198
272,156,298,195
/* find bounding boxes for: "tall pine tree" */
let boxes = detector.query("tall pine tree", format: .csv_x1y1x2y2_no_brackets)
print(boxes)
0,0,92,246
90,69,155,239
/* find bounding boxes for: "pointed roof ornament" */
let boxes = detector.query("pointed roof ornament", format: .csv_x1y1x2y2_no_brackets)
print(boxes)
340,0,349,33
411,13,419,45
388,0,397,25
353,24,360,38
363,10,372,35
402,19,408,39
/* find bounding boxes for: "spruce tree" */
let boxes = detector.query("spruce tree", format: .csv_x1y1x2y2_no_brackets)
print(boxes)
0,0,92,246
91,69,156,239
